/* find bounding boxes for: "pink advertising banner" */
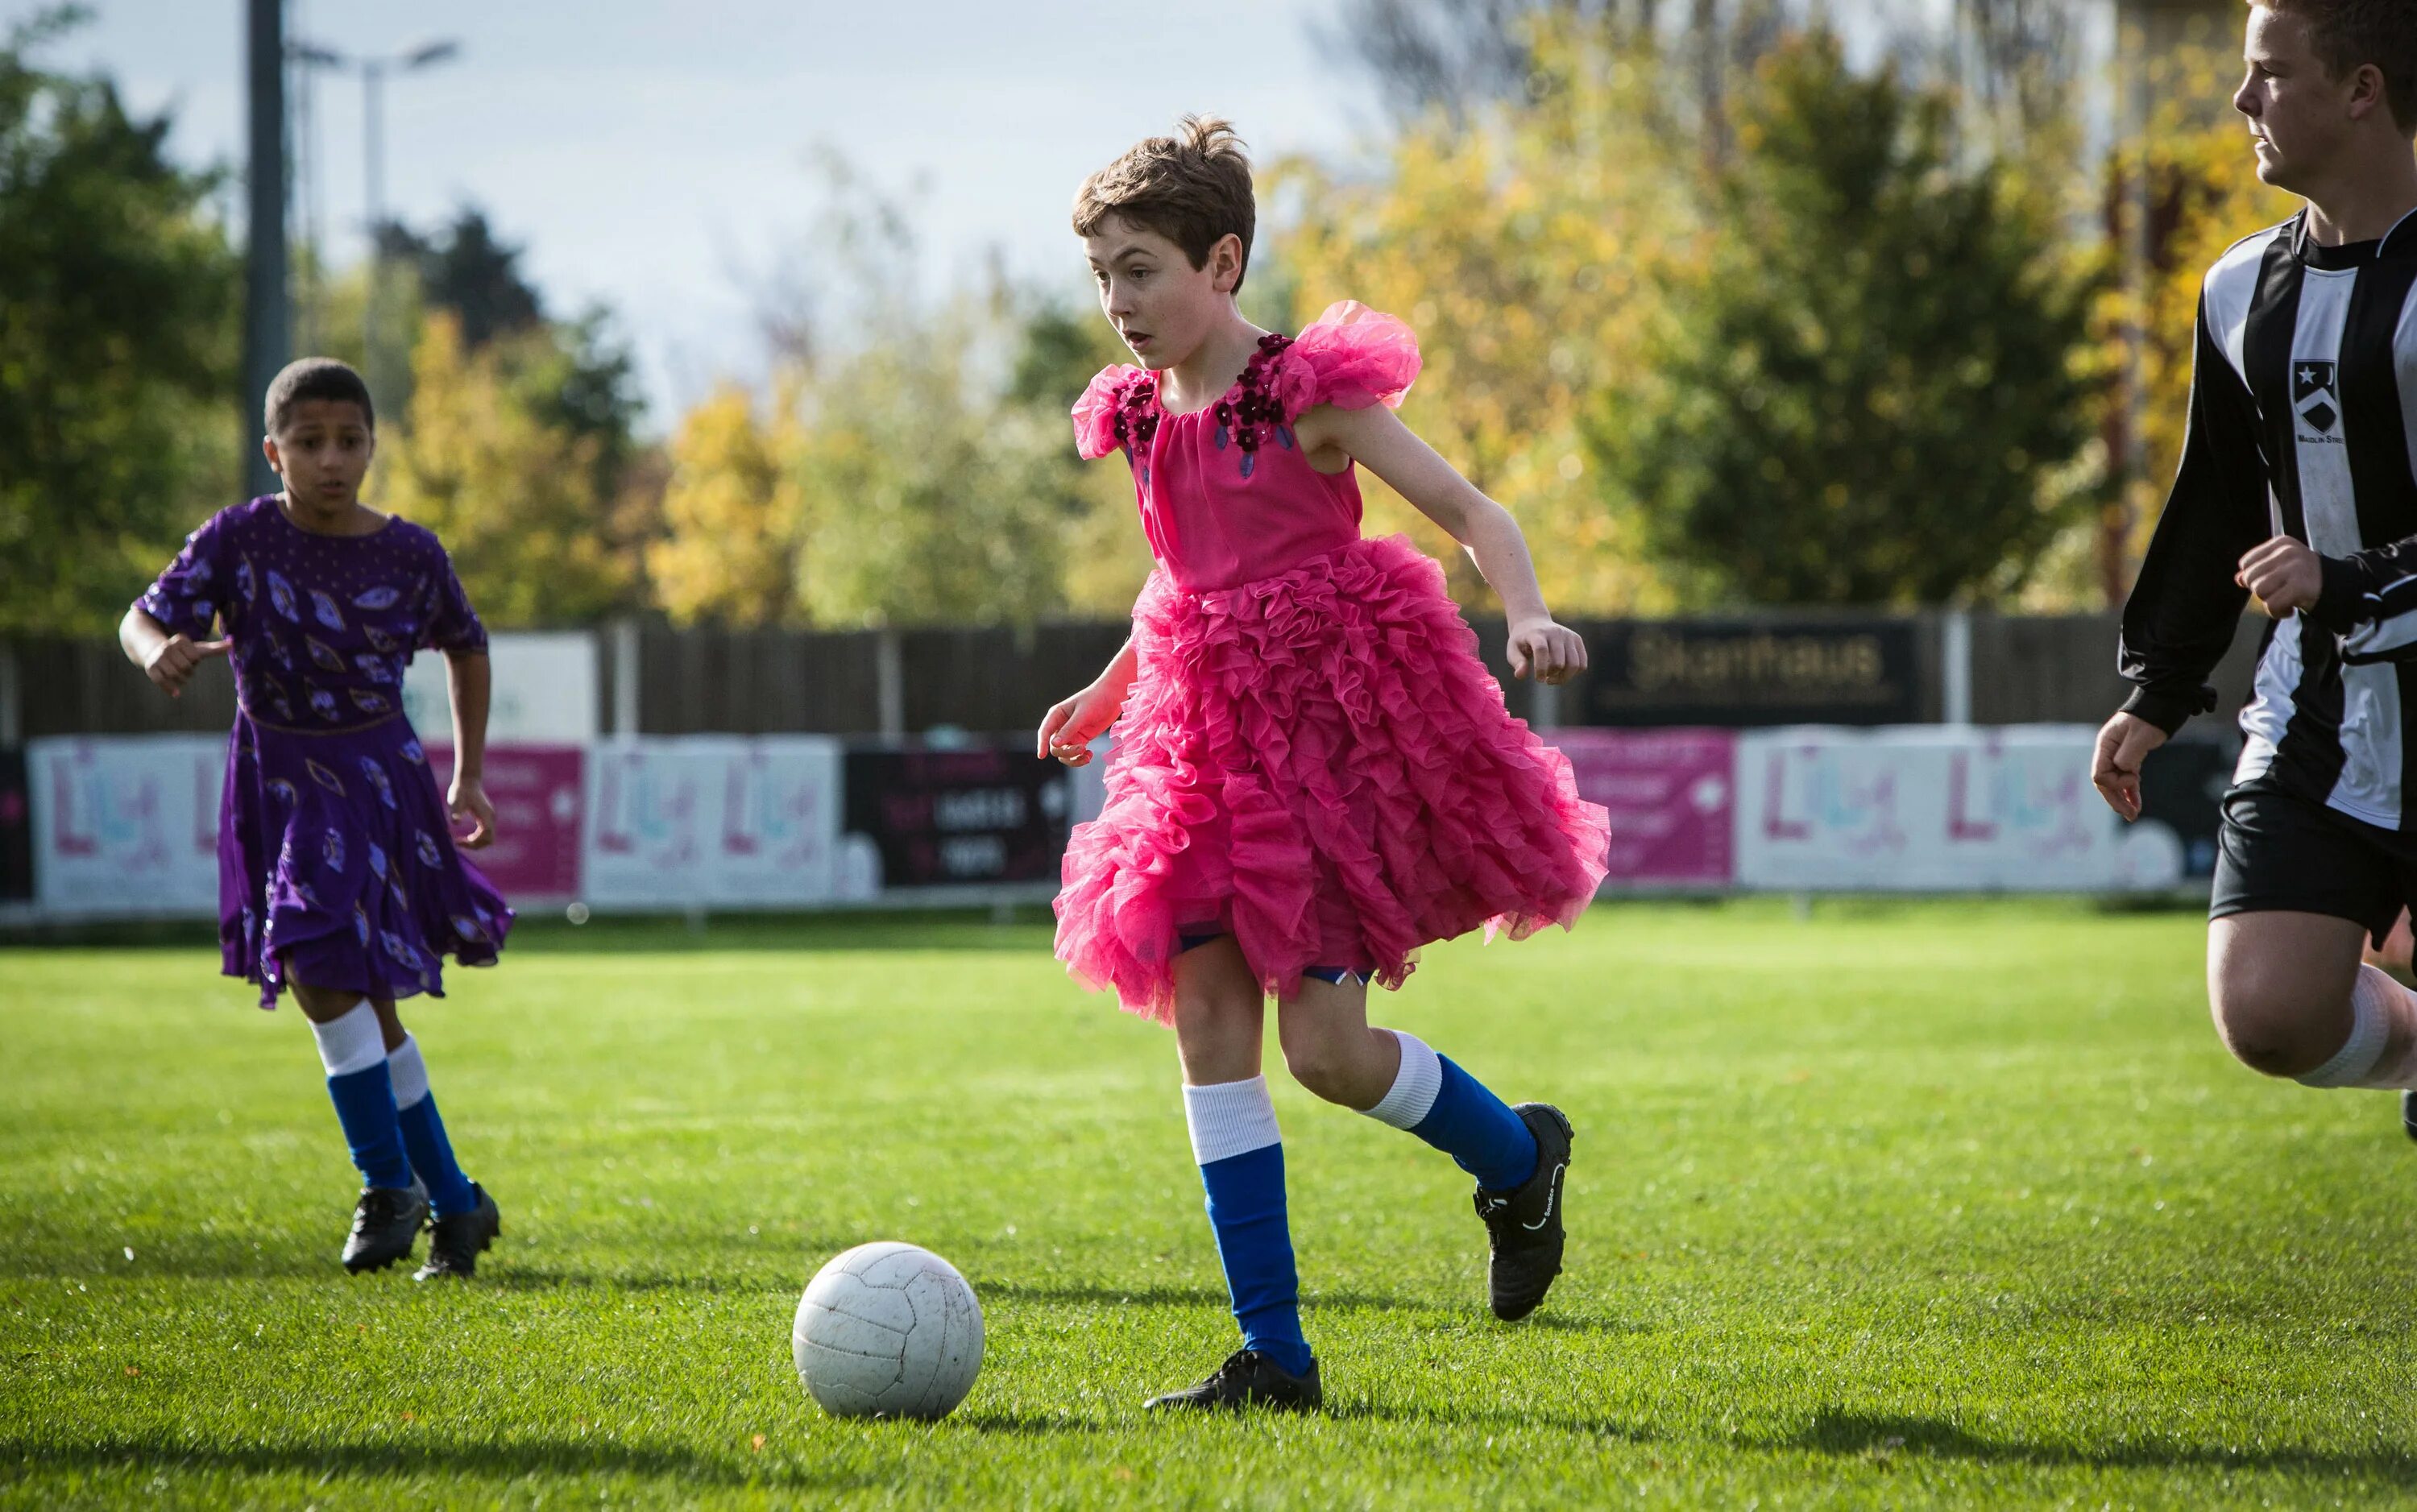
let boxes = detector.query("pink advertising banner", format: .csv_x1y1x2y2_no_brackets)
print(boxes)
426,744,586,904
1553,728,1737,889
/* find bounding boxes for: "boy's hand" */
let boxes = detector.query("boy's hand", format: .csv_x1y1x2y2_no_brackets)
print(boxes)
448,775,496,849
2237,536,2324,616
143,634,230,698
1507,618,1587,685
1038,683,1120,767
2090,711,2166,822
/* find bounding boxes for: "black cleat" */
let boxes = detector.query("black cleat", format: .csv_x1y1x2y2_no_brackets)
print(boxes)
1474,1102,1573,1322
342,1181,429,1274
2402,1091,2416,1145
414,1183,502,1281
1142,1348,1323,1414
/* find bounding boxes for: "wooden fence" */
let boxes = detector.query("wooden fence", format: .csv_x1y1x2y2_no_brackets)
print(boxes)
2,611,2276,742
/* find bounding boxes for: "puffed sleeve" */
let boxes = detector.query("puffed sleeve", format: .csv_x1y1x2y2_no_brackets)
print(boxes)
1270,300,1422,418
1072,364,1148,460
134,512,231,640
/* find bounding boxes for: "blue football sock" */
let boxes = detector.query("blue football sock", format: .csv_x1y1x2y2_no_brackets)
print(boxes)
389,1035,476,1217
1362,1032,1539,1191
1185,1078,1314,1377
309,1004,413,1191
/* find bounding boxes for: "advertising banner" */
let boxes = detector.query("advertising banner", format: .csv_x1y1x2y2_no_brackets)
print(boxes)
0,748,30,904
28,735,226,916
842,746,1073,890
1580,619,1922,727
425,744,585,905
582,736,844,909
1733,725,2183,892
401,631,598,745
1553,728,1736,889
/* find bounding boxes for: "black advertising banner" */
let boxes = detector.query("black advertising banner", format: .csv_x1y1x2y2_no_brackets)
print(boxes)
0,748,27,903
2139,735,2236,880
1580,619,1922,727
844,746,1072,889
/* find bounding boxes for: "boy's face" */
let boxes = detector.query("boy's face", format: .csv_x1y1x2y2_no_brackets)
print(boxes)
2235,6,2366,193
264,399,375,507
1084,213,1241,372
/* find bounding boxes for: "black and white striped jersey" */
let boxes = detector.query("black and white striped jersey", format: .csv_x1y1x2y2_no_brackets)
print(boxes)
2121,207,2417,828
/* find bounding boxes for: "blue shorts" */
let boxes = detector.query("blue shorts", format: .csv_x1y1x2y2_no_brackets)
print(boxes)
1177,928,1371,988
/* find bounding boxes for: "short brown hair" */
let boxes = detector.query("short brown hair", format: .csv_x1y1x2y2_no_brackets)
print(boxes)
1072,115,1256,292
2260,0,2417,134
264,357,375,434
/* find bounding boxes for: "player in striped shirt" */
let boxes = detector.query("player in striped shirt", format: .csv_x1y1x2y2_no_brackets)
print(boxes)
2098,0,2417,1127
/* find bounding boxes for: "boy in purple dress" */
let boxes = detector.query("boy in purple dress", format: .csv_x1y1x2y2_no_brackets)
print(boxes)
120,358,512,1278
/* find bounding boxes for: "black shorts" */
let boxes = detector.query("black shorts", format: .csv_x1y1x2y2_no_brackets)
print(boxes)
2211,777,2417,947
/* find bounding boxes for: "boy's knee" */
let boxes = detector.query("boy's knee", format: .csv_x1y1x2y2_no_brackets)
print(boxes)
2208,980,2337,1079
1277,1033,1358,1105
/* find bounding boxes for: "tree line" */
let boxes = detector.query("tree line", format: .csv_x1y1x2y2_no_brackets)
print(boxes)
0,2,2290,636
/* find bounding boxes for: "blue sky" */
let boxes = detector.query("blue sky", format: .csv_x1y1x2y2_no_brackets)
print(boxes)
41,0,1387,426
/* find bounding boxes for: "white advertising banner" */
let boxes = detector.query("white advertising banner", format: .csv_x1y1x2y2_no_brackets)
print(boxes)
29,735,227,917
581,736,848,909
1733,725,2185,893
401,631,598,745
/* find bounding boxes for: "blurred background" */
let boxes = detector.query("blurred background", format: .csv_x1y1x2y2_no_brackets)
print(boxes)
0,0,2291,922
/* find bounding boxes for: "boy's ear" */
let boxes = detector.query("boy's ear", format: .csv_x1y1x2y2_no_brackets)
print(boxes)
261,433,281,476
1211,233,1245,294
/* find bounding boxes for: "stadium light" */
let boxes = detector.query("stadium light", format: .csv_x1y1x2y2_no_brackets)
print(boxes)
288,35,464,400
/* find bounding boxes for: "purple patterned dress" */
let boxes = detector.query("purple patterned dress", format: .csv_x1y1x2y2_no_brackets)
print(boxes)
138,495,514,1008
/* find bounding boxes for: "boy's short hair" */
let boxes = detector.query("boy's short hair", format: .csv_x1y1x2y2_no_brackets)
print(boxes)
2260,0,2417,135
264,357,375,435
1072,115,1257,292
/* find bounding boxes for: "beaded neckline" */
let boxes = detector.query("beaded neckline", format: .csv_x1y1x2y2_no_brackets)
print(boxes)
1111,333,1300,481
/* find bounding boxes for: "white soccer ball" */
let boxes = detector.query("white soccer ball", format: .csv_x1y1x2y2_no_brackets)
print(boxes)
792,1241,985,1420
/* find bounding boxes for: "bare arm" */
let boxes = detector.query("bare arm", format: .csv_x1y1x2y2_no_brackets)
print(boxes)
1038,632,1138,767
120,605,228,698
443,648,495,847
1295,403,1586,683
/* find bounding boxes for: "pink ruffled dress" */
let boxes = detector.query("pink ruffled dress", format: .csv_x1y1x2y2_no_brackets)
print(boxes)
1053,301,1611,1021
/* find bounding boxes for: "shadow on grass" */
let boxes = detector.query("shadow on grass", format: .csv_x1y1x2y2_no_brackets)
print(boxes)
1787,1410,2417,1484
0,1437,879,1491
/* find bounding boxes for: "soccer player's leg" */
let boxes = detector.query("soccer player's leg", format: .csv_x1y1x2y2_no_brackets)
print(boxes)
2207,781,2417,1110
377,1000,502,1281
1277,976,1572,1323
1145,934,1321,1413
291,980,428,1273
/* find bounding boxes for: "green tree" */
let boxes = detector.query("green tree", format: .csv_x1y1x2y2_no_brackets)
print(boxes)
649,382,799,626
1587,31,2104,606
0,7,237,634
376,313,640,625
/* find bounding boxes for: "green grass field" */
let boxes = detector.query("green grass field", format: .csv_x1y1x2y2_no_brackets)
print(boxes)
6,900,2416,1509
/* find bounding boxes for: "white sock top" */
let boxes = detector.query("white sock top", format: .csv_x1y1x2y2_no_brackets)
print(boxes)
308,1001,388,1079
2301,966,2407,1089
1182,1075,1282,1166
387,1034,430,1109
1362,1029,1443,1130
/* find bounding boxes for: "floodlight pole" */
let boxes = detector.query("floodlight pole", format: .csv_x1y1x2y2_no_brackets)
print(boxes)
290,38,461,408
242,0,288,498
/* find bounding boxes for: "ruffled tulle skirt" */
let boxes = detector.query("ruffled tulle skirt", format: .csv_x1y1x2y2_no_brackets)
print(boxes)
1054,534,1611,1021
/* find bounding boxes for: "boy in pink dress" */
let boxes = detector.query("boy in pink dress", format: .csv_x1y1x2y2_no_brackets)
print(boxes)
1040,118,1611,1412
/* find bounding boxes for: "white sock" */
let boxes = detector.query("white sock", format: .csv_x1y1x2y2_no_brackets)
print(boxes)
1360,1030,1441,1129
2298,966,2417,1090
388,1034,430,1110
308,1002,387,1079
1182,1076,1282,1165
